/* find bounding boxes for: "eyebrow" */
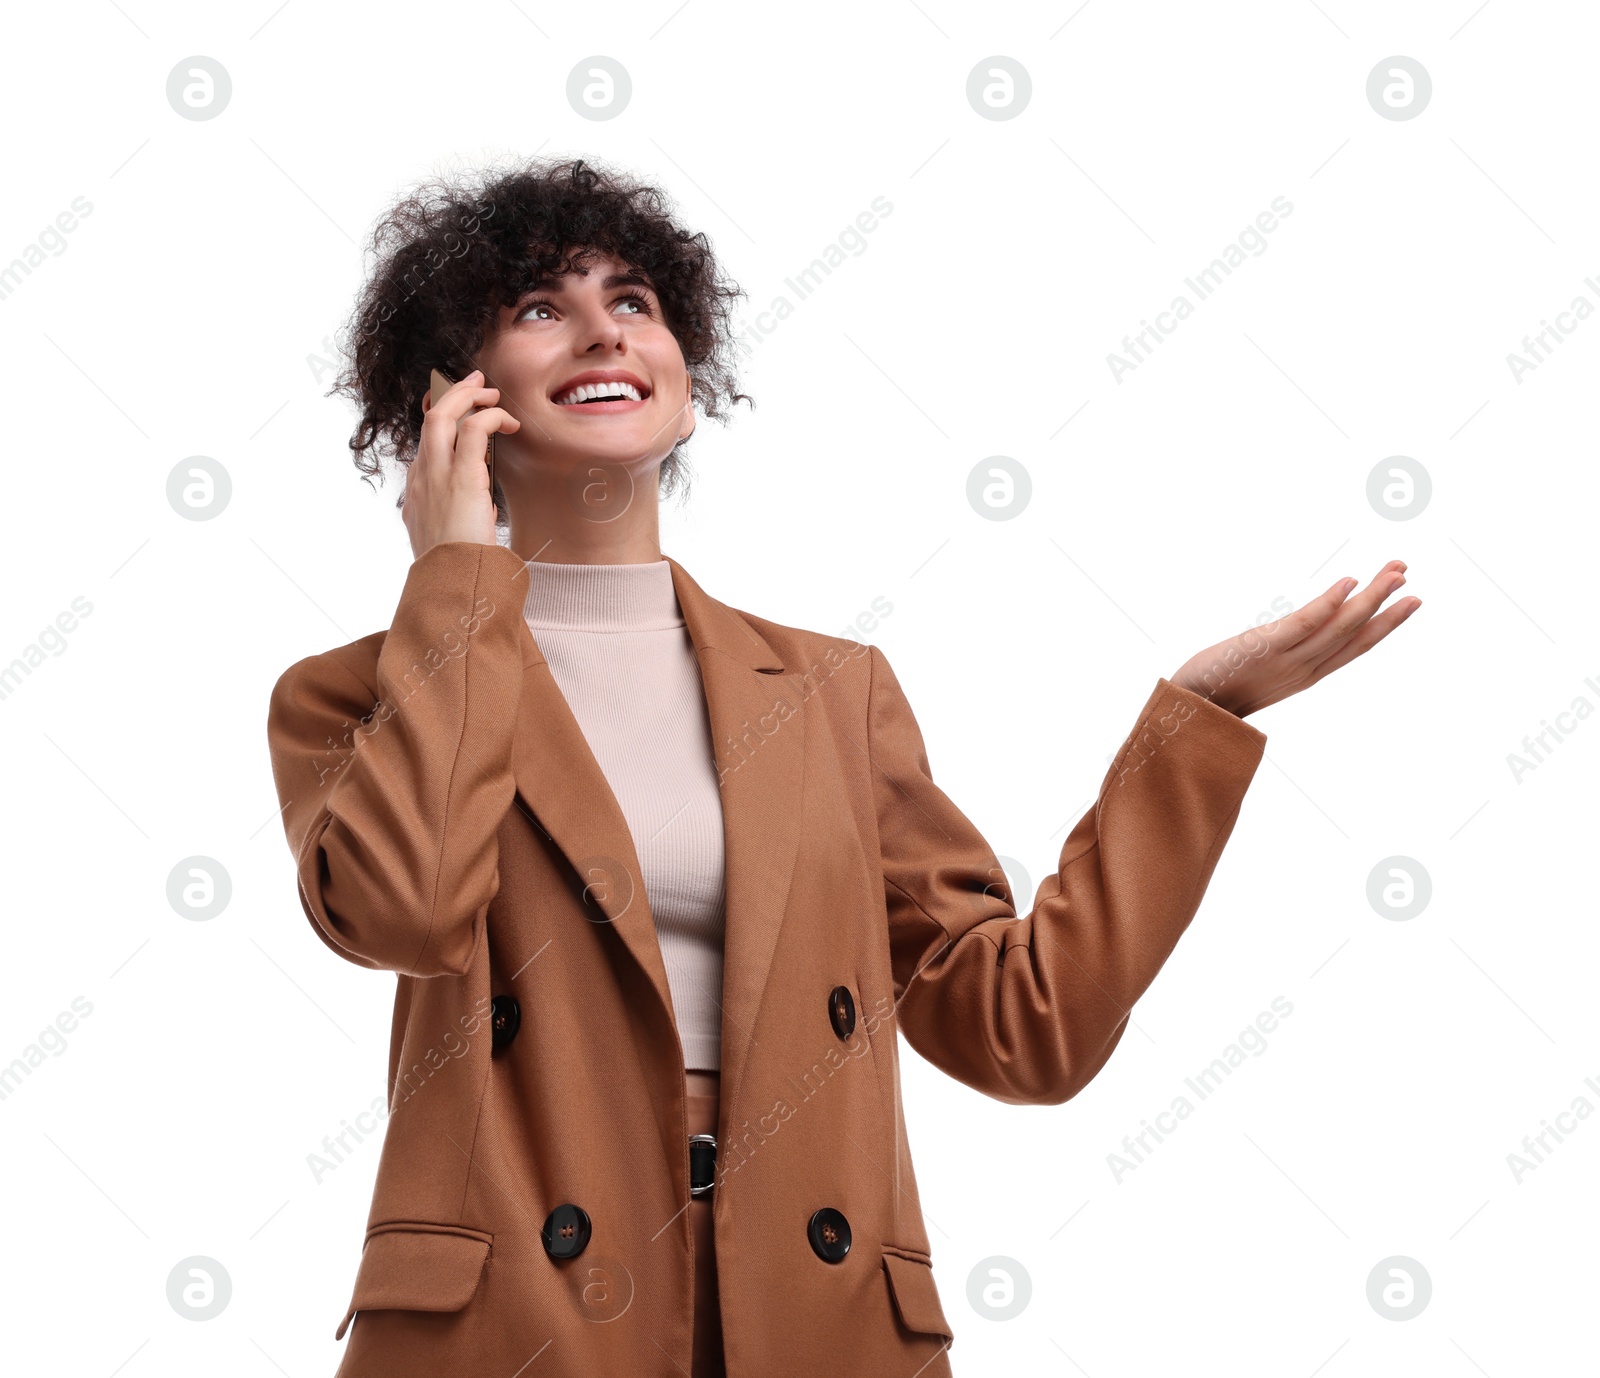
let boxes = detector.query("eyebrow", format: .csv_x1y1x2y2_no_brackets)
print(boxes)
526,269,657,296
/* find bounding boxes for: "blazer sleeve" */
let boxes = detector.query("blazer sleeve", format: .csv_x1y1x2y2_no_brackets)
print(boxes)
265,541,532,978
865,644,1268,1106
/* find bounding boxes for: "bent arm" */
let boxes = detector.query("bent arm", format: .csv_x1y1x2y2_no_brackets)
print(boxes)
266,541,531,977
867,645,1267,1105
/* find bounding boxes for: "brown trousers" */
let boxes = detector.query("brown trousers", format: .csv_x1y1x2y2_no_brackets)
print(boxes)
686,1069,725,1378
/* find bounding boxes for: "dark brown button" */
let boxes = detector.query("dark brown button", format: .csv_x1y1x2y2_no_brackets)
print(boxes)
808,1206,852,1262
491,995,521,1052
542,1203,591,1260
828,985,856,1040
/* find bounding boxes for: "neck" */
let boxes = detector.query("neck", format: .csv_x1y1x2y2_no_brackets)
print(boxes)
503,454,666,565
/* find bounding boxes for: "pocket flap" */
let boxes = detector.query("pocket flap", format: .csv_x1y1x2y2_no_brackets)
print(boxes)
335,1222,493,1341
882,1249,954,1342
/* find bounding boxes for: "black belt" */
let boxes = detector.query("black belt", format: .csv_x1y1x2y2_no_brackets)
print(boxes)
689,1133,716,1197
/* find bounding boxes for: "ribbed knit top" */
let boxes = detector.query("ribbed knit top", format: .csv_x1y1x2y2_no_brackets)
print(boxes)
520,557,726,1073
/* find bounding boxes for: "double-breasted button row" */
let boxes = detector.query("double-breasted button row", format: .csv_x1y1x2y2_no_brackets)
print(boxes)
533,982,857,1270
818,988,857,1263
540,1200,853,1265
490,995,520,1052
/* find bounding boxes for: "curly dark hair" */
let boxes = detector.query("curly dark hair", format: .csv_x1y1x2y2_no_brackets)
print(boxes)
326,154,752,526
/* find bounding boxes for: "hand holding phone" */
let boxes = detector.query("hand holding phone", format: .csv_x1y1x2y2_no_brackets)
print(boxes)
428,368,497,491
406,367,520,561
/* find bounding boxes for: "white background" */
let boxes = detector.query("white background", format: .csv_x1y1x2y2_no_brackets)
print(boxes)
1,1,1594,1373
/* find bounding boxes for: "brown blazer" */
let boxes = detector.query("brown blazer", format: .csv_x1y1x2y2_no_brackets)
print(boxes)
265,540,1267,1376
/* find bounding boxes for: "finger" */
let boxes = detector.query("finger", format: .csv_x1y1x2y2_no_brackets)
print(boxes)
1250,576,1362,654
1226,561,1410,715
1296,563,1408,662
423,382,502,426
456,407,522,438
447,408,521,471
477,378,553,447
422,368,481,416
1304,594,1421,684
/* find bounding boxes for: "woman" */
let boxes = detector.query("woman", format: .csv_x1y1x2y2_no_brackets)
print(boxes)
268,156,1419,1377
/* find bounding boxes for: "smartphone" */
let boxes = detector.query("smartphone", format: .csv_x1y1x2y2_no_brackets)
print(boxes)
427,367,496,493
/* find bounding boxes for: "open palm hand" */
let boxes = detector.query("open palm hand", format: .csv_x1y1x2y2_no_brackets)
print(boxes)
1171,560,1421,718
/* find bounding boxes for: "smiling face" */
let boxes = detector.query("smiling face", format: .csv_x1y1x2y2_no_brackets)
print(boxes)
477,248,696,476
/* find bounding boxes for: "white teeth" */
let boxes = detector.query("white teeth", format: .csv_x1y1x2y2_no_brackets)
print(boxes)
556,381,644,405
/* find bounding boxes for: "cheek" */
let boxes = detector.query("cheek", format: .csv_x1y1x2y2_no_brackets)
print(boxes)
491,346,559,398
641,325,687,375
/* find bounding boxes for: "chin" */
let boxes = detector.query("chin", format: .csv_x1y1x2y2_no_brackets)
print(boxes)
562,439,673,471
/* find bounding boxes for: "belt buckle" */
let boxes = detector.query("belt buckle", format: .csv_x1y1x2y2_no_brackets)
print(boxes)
689,1133,716,1197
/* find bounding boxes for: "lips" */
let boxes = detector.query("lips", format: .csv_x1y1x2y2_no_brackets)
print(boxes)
551,369,651,406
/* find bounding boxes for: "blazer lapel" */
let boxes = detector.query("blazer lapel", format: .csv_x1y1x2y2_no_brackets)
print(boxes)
506,554,806,1116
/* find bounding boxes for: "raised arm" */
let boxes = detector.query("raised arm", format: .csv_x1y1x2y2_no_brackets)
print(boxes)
265,541,532,977
867,645,1268,1105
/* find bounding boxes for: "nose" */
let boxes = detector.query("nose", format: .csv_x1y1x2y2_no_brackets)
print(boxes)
574,299,627,353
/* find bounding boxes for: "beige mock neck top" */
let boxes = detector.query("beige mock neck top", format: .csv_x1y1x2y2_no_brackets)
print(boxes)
520,557,725,1072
